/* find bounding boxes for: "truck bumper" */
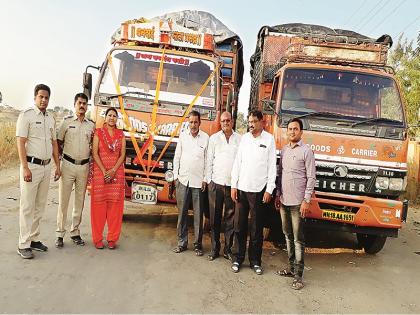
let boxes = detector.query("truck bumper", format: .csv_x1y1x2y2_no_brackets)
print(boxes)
307,191,404,231
304,218,399,238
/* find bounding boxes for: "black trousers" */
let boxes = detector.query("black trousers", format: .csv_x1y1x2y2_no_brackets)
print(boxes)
233,188,265,266
208,182,235,255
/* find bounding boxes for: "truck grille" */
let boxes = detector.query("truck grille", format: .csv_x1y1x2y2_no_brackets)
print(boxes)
124,138,177,173
315,161,376,195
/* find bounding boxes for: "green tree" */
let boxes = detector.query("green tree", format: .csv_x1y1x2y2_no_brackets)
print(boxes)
235,111,247,134
388,34,420,136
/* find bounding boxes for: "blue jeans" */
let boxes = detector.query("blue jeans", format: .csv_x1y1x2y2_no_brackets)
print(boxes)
280,204,305,277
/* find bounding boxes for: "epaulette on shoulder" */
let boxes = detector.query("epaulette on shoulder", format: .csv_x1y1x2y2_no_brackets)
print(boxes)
64,115,73,120
23,108,34,113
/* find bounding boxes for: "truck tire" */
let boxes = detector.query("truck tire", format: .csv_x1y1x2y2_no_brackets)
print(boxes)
356,233,387,254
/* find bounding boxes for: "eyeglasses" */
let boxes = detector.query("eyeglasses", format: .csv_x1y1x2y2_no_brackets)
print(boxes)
221,119,231,123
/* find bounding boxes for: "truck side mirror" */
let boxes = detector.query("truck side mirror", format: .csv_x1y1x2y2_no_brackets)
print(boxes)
83,72,93,100
261,99,275,115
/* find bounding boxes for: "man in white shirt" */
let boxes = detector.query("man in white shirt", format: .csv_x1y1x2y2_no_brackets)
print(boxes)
230,110,277,274
206,112,241,261
172,110,209,256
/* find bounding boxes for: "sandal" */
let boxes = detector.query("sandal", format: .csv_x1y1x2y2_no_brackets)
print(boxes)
108,241,116,249
194,248,203,256
231,262,240,273
172,246,187,253
292,278,305,290
95,241,104,249
275,269,295,277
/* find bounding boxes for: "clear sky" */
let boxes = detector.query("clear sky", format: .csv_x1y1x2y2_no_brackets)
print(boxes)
0,0,419,114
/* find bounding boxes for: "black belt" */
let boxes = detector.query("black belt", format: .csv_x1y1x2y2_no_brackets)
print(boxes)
63,154,90,165
27,156,51,166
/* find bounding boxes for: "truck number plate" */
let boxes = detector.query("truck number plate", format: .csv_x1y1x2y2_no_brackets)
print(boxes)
322,210,355,223
132,182,157,205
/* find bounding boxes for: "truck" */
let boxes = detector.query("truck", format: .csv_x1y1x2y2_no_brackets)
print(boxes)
250,23,409,254
82,10,243,206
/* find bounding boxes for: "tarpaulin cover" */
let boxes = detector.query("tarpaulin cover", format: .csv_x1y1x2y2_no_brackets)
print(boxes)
249,23,392,111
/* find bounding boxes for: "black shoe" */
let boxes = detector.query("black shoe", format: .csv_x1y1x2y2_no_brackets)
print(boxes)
55,237,64,248
30,241,48,252
17,248,34,259
71,235,85,246
207,252,219,261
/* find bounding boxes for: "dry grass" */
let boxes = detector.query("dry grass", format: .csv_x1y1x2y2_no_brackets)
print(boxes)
0,122,18,168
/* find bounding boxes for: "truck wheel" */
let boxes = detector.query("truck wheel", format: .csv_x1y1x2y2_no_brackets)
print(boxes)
356,233,387,254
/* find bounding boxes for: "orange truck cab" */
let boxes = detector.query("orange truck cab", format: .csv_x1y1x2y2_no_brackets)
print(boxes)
250,23,409,254
82,11,243,208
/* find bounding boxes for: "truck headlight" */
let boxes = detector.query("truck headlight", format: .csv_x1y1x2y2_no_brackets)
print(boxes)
389,178,403,191
164,170,174,182
375,177,389,189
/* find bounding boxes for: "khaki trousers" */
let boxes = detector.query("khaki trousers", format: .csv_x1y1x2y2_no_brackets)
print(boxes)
18,163,51,249
56,159,89,238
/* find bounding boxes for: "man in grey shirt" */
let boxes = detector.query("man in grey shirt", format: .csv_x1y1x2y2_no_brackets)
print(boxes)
275,117,316,290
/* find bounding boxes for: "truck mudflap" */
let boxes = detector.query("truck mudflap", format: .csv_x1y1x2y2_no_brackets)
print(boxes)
402,199,409,222
307,191,404,230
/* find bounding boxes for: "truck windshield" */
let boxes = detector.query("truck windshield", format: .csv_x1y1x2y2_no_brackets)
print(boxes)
281,68,404,124
99,49,216,108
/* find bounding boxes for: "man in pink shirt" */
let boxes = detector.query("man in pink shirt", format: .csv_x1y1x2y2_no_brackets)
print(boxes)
275,117,316,290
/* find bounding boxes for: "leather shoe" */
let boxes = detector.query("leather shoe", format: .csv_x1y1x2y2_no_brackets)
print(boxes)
71,235,85,246
55,237,64,248
17,248,34,259
30,241,48,252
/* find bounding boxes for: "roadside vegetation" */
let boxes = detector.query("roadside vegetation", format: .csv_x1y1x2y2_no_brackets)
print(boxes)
0,122,18,168
388,34,420,137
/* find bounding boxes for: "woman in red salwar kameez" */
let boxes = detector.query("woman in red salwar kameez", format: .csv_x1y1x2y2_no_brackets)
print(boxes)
91,108,126,249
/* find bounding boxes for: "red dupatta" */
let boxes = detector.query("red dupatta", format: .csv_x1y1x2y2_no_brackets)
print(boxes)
97,125,123,153
88,125,123,185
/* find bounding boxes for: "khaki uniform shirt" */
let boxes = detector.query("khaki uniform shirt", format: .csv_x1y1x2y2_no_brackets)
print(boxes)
57,115,95,160
16,106,57,160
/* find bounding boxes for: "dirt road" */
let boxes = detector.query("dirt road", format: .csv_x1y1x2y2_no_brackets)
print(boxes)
0,167,419,313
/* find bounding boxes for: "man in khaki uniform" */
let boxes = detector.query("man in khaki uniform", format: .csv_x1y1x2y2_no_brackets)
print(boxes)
55,93,95,248
16,84,61,259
